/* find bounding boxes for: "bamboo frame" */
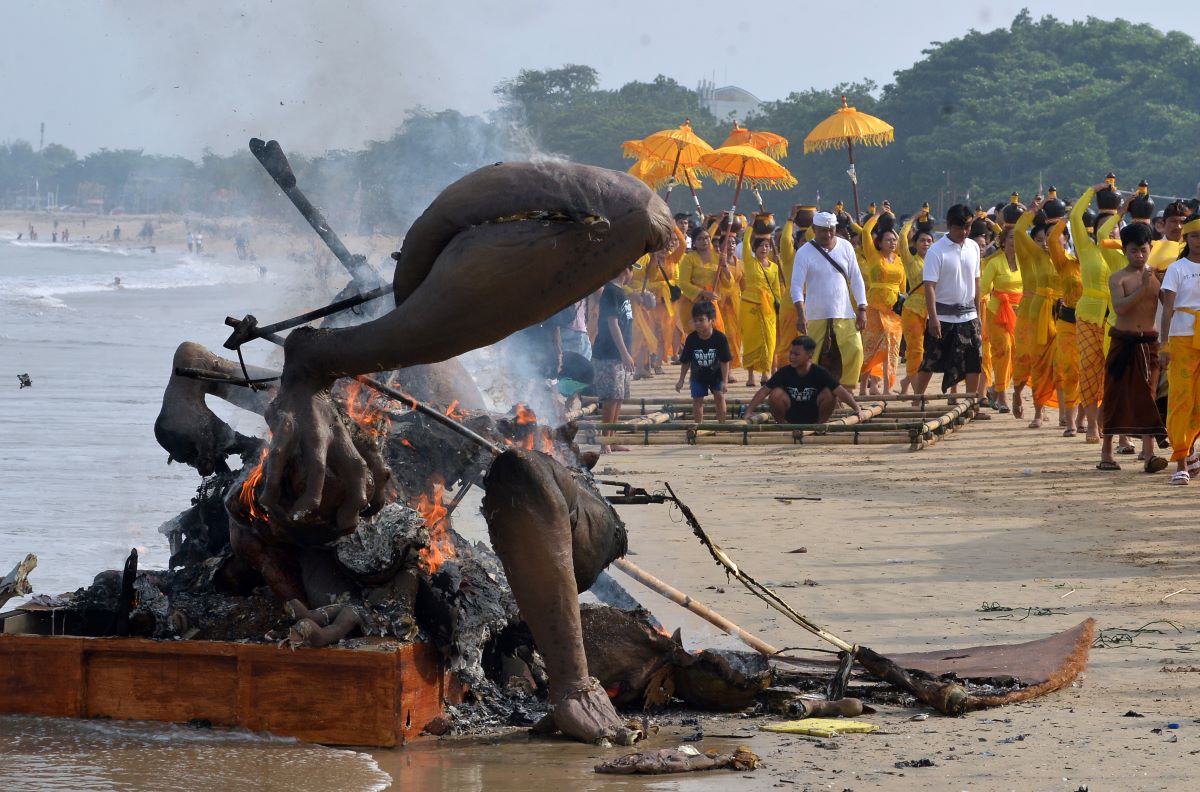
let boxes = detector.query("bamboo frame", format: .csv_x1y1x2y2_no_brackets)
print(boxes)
579,397,979,451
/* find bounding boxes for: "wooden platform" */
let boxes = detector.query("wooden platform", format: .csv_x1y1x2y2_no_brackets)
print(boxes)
0,632,451,747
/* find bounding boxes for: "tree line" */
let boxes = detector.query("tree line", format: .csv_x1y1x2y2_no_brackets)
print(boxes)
2,11,1197,228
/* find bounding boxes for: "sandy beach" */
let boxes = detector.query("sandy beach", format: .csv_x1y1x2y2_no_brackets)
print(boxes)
371,375,1200,791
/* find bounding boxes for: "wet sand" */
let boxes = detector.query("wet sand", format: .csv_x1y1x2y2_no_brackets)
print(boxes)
376,375,1200,790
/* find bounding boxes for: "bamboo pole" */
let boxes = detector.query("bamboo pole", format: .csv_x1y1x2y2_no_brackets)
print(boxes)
612,558,783,657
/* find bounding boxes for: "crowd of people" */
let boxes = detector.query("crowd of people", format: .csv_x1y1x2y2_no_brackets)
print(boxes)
567,176,1200,478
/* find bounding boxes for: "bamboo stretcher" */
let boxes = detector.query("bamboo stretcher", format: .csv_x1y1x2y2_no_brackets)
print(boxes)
577,395,980,451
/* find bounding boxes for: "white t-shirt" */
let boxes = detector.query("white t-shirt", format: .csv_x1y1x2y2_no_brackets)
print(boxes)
1161,258,1200,337
790,237,867,321
923,235,981,323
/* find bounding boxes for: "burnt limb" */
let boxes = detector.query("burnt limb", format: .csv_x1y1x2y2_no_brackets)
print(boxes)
248,138,377,286
0,554,37,609
672,649,773,711
854,645,969,716
110,549,139,637
579,604,679,708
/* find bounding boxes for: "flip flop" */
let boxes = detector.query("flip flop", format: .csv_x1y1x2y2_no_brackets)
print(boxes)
1116,444,1137,455
1096,460,1121,471
1063,429,1076,438
1085,437,1102,444
997,405,1010,414
1145,456,1168,473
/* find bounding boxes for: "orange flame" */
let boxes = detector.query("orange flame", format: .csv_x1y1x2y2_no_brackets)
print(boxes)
238,446,270,523
514,403,537,425
341,379,391,440
415,474,456,574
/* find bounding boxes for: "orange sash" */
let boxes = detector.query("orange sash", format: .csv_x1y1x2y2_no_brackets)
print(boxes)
994,291,1022,335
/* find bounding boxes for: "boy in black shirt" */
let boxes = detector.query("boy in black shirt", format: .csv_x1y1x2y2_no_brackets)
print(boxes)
675,300,733,422
593,266,635,452
743,336,869,424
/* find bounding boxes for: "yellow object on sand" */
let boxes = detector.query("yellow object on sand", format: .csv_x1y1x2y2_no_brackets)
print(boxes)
760,718,880,737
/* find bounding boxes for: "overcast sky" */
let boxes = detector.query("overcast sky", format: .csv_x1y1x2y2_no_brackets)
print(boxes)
3,1,1197,159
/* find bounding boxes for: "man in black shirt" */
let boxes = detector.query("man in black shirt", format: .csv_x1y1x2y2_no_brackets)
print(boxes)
743,336,869,424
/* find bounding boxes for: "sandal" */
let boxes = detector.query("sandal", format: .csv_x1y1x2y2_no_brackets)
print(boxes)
1063,428,1076,438
1096,460,1121,471
998,405,1010,414
1145,456,1168,473
1187,455,1200,475
1170,470,1191,485
1116,444,1137,455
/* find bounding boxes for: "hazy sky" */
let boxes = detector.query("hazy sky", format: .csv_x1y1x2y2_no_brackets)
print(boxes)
3,1,1197,158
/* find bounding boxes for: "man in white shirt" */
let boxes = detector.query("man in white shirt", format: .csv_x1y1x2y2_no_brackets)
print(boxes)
1158,215,1200,482
791,211,868,387
911,204,983,395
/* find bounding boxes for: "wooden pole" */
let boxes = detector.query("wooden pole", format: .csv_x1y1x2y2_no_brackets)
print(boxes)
612,558,782,658
848,139,861,220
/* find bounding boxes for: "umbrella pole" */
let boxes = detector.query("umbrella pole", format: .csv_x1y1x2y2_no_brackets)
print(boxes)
663,149,683,202
729,162,747,217
683,169,703,216
847,139,861,220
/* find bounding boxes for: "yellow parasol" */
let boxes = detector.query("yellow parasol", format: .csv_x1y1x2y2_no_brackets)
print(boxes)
721,121,789,159
627,158,704,192
698,144,796,215
622,120,713,215
803,95,894,219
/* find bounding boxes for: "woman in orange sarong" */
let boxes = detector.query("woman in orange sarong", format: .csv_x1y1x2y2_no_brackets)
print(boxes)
1014,200,1061,428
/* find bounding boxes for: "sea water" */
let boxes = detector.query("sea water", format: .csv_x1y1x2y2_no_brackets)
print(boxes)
0,236,398,790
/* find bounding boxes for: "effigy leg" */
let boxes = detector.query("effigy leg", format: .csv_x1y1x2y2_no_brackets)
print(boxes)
482,449,636,745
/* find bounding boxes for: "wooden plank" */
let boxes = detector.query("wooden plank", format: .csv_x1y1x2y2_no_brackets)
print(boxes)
0,635,84,717
398,642,451,739
236,643,400,747
84,649,238,725
0,634,449,747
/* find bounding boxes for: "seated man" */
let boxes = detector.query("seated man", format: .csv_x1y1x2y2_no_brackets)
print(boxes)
742,336,870,424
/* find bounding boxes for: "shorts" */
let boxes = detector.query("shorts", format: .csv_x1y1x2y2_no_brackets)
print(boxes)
690,379,725,398
593,358,631,401
919,317,982,391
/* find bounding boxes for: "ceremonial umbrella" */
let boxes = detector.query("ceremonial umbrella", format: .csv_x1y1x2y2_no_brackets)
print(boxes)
627,157,705,193
698,144,797,217
721,121,789,159
623,121,713,214
803,95,894,219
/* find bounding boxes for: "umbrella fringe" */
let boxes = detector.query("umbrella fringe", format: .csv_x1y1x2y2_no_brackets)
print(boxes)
803,130,895,154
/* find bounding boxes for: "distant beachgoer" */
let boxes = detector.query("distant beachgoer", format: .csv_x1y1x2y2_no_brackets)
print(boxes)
112,277,123,289
52,231,58,243
113,225,121,241
187,232,194,253
195,233,204,254
62,228,69,242
16,233,22,241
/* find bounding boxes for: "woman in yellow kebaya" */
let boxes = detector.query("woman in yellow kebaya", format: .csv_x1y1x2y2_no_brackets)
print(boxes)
739,237,785,386
897,213,934,394
859,213,905,394
676,226,737,355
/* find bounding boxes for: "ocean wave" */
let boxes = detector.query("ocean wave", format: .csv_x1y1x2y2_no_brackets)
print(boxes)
0,256,263,307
